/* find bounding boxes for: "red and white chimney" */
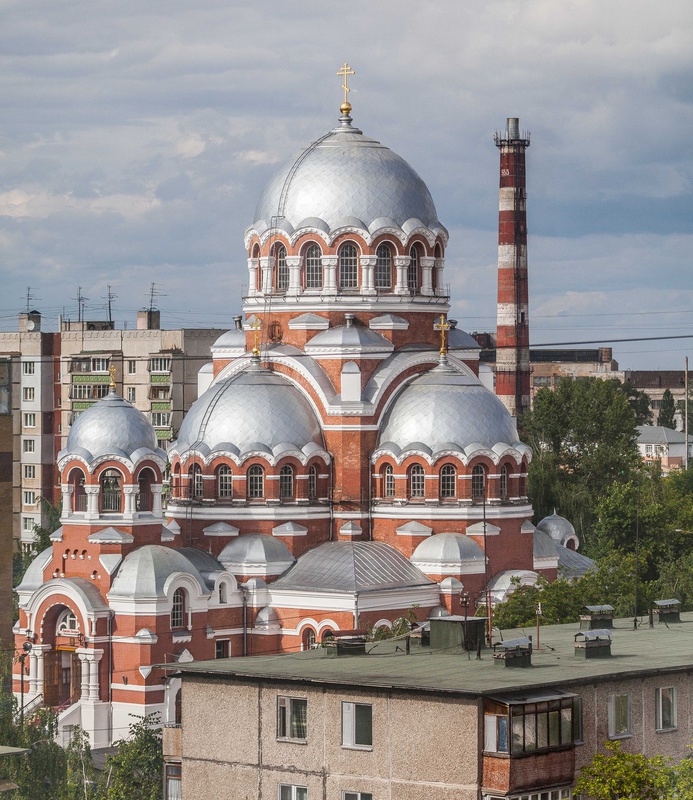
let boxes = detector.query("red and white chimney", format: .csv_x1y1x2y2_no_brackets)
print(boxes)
494,117,530,418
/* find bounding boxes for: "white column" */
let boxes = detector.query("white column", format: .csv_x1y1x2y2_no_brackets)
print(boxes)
420,256,435,296
28,650,38,695
123,485,137,517
61,485,73,519
247,258,259,297
286,256,302,296
260,256,274,294
394,256,410,295
33,645,49,698
321,256,338,296
151,484,163,516
77,651,90,700
360,256,377,296
84,486,100,520
89,650,104,701
434,258,445,295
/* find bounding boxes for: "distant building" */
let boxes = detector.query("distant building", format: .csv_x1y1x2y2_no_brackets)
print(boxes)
636,425,692,473
623,371,687,428
166,614,693,800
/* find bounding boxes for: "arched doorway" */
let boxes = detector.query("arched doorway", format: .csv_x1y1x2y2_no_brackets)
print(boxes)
43,607,82,707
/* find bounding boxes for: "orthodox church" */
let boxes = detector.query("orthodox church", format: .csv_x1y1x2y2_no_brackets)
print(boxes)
13,89,592,747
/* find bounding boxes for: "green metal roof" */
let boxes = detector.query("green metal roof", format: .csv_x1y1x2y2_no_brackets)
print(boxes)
169,614,693,697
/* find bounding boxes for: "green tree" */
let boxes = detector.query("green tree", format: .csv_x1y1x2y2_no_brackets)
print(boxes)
659,388,677,429
575,740,673,800
619,380,653,426
99,715,163,800
522,377,640,543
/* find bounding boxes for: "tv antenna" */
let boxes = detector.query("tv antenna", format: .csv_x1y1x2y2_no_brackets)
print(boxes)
147,282,166,312
73,287,89,323
103,285,118,323
23,287,38,313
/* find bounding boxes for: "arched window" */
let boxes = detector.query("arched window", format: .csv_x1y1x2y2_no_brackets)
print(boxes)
217,465,233,499
305,244,323,289
383,464,395,498
302,628,316,651
189,464,203,500
218,582,227,604
500,464,510,501
57,608,79,635
308,464,318,501
69,468,87,513
275,244,289,291
440,464,456,499
172,464,181,499
339,243,358,290
137,468,154,512
408,244,420,293
279,465,294,500
471,465,486,502
408,464,425,499
100,469,122,512
375,243,392,290
171,588,186,629
247,465,264,499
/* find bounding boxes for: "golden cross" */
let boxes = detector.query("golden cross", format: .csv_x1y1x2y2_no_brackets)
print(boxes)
108,363,117,390
438,314,451,356
251,318,261,358
337,62,355,108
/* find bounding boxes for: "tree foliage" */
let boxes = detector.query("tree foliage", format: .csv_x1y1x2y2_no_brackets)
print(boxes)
575,740,673,800
659,388,677,429
98,715,163,800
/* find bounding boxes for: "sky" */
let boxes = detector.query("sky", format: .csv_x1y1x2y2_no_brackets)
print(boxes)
1,0,691,370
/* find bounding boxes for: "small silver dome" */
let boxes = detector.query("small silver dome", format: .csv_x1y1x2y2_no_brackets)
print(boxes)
172,363,324,459
255,606,281,628
60,391,162,464
536,511,579,549
411,533,486,572
428,605,451,619
108,545,213,600
249,114,446,240
304,324,392,353
377,363,525,457
218,534,295,575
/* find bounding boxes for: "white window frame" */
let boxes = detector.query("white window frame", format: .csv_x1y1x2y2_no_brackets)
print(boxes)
22,517,36,532
23,491,35,507
127,359,137,375
278,786,307,800
277,696,308,742
342,701,372,750
150,357,171,373
24,465,36,479
152,411,170,427
608,693,631,739
23,439,35,453
343,793,372,800
126,387,136,402
22,361,35,375
23,413,36,428
655,686,677,732
91,357,109,373
23,387,35,402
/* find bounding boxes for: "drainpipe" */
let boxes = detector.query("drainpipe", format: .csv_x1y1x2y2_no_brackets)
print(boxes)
241,584,248,657
107,611,114,744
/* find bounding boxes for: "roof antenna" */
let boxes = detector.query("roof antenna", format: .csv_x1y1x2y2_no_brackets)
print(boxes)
103,285,118,324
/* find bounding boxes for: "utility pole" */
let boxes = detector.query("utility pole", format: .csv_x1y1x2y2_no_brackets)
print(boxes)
685,356,689,471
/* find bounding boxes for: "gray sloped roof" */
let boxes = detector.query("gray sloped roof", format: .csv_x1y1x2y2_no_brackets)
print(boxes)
108,545,210,600
15,547,52,593
637,425,690,445
556,545,595,579
533,529,559,559
272,541,435,593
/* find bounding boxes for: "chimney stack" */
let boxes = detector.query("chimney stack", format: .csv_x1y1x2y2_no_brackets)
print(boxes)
494,117,531,418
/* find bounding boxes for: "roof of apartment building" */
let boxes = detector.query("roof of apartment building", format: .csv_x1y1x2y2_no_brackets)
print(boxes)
637,425,692,445
626,370,686,389
170,613,693,696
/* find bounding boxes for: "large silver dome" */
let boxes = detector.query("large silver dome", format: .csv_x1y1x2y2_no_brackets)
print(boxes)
60,391,161,464
377,362,527,458
172,363,325,459
249,114,446,240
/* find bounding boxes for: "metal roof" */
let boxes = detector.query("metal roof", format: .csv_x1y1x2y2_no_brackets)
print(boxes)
272,541,434,593
654,599,680,607
575,629,612,641
555,545,595,579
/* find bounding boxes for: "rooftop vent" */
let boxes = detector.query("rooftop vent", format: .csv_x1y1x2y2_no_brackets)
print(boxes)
580,604,614,630
653,599,681,624
492,636,532,668
574,629,612,659
429,616,488,653
323,629,367,657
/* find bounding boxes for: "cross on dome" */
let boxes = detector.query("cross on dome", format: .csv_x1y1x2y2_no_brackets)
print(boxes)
337,62,355,115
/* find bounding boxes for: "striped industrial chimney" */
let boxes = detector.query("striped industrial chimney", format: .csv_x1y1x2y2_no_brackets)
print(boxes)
494,117,531,418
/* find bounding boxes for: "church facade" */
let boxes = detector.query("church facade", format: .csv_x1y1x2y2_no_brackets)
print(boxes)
13,97,590,747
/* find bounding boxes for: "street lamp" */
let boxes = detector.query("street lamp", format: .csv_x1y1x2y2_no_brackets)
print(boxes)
18,641,32,726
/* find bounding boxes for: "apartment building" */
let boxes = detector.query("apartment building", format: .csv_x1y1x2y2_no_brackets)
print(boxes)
165,613,693,800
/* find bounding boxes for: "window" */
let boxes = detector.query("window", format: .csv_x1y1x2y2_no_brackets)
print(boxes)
656,687,677,731
23,387,35,402
152,412,170,427
645,444,653,456
217,465,233,498
23,439,35,453
505,697,577,754
127,387,136,402
472,465,486,502
151,386,170,400
215,640,230,659
22,362,35,375
248,465,264,499
127,359,137,375
275,244,289,291
71,383,109,400
375,243,392,289
608,693,631,739
302,629,316,651
189,465,203,499
343,794,372,800
24,465,36,479
150,357,171,373
57,609,79,634
339,243,358,289
408,245,420,292
408,464,425,499
23,413,36,428
91,358,109,372
23,491,36,506
279,787,307,800
308,465,318,501
101,469,122,512
305,244,323,289
171,588,186,629
70,358,91,374
277,696,307,741
164,763,181,800
533,376,552,387
279,465,294,500
440,464,456,499
572,697,583,744
485,713,509,753
500,464,510,500
342,702,372,748
23,517,35,532
383,464,395,498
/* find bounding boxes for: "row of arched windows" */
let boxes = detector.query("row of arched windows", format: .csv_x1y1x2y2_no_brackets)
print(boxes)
255,241,442,293
67,466,156,514
176,463,320,502
379,463,514,502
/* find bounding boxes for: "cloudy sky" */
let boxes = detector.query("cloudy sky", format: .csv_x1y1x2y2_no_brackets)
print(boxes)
1,0,691,369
